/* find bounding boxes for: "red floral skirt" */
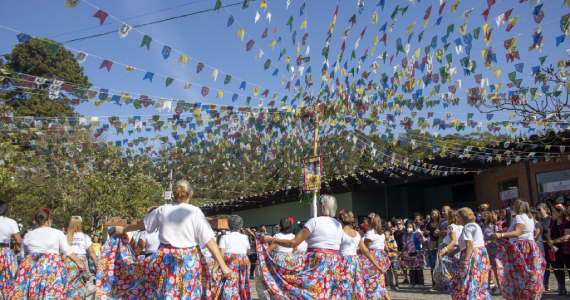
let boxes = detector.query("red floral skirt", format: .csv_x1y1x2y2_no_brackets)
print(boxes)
211,253,251,300
449,247,491,300
359,249,389,299
7,253,68,300
200,254,215,300
495,239,545,300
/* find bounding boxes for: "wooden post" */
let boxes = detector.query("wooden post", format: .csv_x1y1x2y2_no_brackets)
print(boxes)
311,114,319,218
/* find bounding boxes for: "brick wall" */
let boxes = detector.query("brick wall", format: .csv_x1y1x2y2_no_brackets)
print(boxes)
474,158,570,208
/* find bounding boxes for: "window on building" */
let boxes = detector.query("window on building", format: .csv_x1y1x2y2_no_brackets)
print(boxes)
451,182,476,204
536,169,570,204
498,178,519,204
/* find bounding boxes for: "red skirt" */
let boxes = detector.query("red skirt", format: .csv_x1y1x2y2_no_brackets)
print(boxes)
7,253,68,300
211,253,251,300
495,239,545,300
360,249,389,299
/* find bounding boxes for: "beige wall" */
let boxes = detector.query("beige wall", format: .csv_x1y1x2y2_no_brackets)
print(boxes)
235,192,352,230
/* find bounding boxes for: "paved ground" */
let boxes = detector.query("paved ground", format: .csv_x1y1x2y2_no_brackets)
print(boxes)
250,269,565,299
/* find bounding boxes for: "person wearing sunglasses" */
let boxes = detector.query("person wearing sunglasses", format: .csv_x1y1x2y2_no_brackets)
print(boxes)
7,208,85,299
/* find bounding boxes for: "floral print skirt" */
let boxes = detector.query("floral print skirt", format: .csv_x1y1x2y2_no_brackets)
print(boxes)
0,248,16,300
64,254,96,300
255,235,341,300
7,253,68,300
211,253,251,300
96,227,202,300
495,239,545,300
333,255,365,300
449,247,491,300
433,243,459,287
360,249,389,299
200,254,215,300
271,252,299,269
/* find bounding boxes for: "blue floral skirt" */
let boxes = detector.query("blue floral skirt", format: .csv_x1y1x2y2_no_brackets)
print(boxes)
360,249,389,299
255,235,341,300
200,254,215,300
433,243,459,287
7,253,68,299
496,239,545,300
0,248,16,300
449,247,491,300
271,252,299,269
64,254,96,300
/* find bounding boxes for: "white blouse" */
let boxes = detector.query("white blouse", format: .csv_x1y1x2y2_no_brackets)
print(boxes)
69,232,92,255
339,232,362,256
218,232,250,255
508,214,535,242
304,217,344,250
20,227,73,257
273,232,295,253
143,202,215,249
364,229,386,250
0,217,19,244
458,223,485,251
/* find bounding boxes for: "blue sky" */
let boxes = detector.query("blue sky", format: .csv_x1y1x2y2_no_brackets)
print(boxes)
1,0,569,145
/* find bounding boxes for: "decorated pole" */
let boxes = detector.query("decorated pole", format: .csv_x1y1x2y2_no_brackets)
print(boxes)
311,114,319,218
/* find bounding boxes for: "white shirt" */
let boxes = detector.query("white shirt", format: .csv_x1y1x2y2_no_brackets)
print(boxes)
20,227,73,257
69,232,92,255
200,245,212,257
304,217,344,250
340,232,362,256
508,214,535,242
364,229,385,250
296,240,308,252
218,232,250,255
273,232,295,253
144,202,215,249
458,222,485,251
0,217,19,244
444,224,464,245
138,230,160,254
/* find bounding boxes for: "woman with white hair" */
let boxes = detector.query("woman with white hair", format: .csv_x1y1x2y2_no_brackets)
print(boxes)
64,216,98,299
256,194,344,299
211,215,252,299
493,199,546,299
99,180,233,299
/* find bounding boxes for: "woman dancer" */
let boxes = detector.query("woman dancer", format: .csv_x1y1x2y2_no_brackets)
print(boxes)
362,213,391,299
8,208,85,299
449,208,490,300
213,215,252,299
257,195,344,300
338,210,390,300
492,199,545,299
107,180,233,299
267,218,297,268
0,201,21,300
65,216,98,299
432,210,461,292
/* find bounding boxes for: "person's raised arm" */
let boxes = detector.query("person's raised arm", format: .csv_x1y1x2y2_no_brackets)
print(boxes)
263,227,311,248
115,220,145,235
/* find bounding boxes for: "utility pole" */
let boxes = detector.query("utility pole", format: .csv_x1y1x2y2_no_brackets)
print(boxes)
311,113,319,218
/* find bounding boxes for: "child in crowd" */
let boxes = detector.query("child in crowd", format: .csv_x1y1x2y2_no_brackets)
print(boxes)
385,230,400,290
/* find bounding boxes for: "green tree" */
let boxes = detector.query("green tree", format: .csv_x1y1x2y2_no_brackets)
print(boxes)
1,38,91,117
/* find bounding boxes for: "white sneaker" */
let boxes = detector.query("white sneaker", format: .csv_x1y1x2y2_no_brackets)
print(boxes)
408,284,416,288
416,285,425,288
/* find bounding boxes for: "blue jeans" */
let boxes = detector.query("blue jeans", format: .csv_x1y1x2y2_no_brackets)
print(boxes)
425,249,437,270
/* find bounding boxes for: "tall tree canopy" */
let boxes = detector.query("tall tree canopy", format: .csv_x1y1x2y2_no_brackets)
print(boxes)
1,38,91,117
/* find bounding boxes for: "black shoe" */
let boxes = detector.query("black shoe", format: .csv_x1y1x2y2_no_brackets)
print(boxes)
393,285,400,291
402,279,409,284
558,289,567,296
